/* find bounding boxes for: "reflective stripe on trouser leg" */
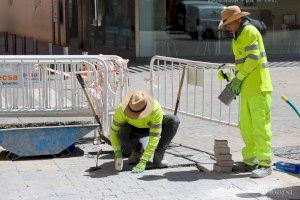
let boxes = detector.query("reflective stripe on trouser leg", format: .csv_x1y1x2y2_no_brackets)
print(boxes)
240,94,257,166
249,92,272,167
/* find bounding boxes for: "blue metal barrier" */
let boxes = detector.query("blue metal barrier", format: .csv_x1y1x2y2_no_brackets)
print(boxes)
0,124,98,157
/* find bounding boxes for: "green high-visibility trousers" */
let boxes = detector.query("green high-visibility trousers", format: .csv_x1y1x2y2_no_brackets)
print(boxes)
239,92,272,167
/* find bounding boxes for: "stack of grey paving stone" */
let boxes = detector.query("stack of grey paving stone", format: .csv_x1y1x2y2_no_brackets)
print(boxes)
213,139,233,173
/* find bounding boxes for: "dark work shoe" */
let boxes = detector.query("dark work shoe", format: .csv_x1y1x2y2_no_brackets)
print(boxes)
232,162,257,172
146,151,168,169
251,166,272,178
152,151,168,169
154,160,169,168
146,160,169,169
128,148,143,165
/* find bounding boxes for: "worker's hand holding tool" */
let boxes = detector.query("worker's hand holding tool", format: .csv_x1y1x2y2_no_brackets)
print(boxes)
131,159,147,173
217,70,232,81
229,77,242,96
114,150,123,171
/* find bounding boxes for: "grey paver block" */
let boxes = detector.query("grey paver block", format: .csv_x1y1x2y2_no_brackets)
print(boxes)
216,160,234,167
214,140,228,148
214,147,231,155
214,154,232,161
213,164,232,173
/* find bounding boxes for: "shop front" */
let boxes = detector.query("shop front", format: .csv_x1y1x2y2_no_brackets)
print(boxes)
70,0,299,60
137,0,300,60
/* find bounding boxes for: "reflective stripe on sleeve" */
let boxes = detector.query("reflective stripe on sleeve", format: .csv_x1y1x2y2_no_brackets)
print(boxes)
235,51,267,64
150,123,162,129
244,44,258,51
262,62,268,68
247,54,260,60
149,132,161,137
235,58,246,65
113,120,122,127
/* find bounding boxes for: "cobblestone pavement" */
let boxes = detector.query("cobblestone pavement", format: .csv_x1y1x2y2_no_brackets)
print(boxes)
0,139,299,200
0,64,299,199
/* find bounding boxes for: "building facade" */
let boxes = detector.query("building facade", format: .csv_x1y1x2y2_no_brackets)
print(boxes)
0,0,299,60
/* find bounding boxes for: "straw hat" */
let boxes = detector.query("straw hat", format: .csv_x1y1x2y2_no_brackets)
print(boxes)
122,90,154,119
218,5,250,29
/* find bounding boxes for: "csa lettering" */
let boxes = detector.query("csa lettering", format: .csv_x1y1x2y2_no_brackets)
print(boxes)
0,75,18,81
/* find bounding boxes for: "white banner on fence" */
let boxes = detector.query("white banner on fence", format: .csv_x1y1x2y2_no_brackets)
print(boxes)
187,67,204,87
0,68,23,88
23,66,41,84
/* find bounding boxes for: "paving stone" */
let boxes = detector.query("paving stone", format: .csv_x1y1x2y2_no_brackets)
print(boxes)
214,147,231,155
214,154,232,161
216,160,234,167
214,140,229,148
213,164,232,173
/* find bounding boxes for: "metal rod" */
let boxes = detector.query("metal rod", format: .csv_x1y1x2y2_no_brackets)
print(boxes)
174,64,186,116
194,65,196,116
164,60,167,107
185,65,188,113
210,67,213,119
76,74,111,145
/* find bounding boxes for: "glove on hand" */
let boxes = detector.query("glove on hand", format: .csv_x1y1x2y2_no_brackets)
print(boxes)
131,159,147,173
114,158,123,171
114,150,123,171
217,70,232,81
229,77,242,95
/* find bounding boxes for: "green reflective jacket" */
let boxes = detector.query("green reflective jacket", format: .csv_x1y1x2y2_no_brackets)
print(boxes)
110,100,165,162
233,21,273,97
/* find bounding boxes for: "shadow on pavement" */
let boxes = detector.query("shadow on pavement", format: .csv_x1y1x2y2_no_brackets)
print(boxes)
138,170,250,182
85,161,120,178
0,147,85,161
236,186,300,200
85,160,134,178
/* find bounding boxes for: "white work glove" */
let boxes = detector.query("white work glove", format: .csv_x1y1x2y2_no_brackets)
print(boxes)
114,158,123,171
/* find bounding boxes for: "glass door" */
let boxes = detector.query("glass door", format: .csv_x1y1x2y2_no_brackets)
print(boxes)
87,0,135,59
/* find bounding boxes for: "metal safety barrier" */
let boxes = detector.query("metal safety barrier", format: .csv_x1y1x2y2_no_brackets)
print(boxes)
149,55,239,126
0,55,129,135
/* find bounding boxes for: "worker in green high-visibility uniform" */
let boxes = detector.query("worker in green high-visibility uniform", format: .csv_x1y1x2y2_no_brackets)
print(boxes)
218,5,273,178
110,90,180,173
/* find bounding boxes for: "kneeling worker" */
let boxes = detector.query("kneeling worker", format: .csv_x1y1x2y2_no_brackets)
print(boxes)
109,90,180,173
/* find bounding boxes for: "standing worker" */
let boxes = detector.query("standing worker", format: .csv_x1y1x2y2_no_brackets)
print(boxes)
110,90,180,173
218,5,273,178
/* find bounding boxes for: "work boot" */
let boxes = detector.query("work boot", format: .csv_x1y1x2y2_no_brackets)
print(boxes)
251,166,272,178
128,147,143,165
152,151,168,168
232,162,257,172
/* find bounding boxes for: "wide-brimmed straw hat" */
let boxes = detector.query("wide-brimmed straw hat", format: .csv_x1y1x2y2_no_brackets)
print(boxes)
218,5,250,29
122,90,154,119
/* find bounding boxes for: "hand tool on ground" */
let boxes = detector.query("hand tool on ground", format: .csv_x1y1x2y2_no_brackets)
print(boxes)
281,95,300,118
96,148,102,168
76,74,111,144
88,148,103,171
